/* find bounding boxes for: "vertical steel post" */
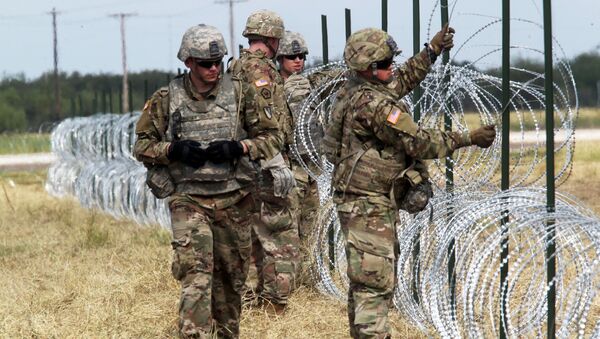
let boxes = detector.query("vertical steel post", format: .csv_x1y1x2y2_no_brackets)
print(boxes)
411,0,422,305
321,15,329,65
439,0,456,312
381,0,388,32
500,1,511,338
543,0,556,337
413,0,422,122
345,8,352,40
322,14,333,269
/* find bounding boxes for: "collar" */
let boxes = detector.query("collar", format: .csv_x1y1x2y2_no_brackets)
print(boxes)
184,72,220,101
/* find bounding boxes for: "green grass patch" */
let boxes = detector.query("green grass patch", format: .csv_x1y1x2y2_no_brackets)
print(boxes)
0,133,51,154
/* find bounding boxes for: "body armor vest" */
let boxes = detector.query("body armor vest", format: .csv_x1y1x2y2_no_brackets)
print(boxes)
329,78,407,196
165,74,255,195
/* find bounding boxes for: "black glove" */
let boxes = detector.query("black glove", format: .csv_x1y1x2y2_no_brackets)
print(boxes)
167,140,207,168
206,140,244,164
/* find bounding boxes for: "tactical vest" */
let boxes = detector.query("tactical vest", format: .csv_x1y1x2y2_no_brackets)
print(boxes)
164,74,255,195
327,77,407,196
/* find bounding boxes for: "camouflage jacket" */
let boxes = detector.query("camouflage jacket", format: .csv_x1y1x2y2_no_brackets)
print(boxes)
134,71,283,166
324,49,470,198
230,49,290,153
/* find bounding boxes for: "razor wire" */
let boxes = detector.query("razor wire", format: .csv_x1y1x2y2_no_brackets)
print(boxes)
43,12,598,339
45,113,170,228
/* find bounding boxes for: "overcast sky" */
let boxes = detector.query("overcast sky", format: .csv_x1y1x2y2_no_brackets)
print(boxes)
2,0,599,80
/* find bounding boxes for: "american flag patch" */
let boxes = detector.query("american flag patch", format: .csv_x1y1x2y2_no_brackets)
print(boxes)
387,109,401,124
255,78,269,87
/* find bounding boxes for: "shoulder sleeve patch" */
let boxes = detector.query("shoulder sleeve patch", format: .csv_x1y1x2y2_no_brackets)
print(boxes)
386,109,401,124
255,78,270,87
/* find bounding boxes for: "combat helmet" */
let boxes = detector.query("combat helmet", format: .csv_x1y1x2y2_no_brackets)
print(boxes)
242,9,284,39
177,24,227,62
277,31,309,57
343,28,400,71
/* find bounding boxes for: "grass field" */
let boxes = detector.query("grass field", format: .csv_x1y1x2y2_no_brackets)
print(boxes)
0,133,51,155
0,139,599,337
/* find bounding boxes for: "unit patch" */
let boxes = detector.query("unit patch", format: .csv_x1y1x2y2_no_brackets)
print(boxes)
264,106,273,119
260,88,272,99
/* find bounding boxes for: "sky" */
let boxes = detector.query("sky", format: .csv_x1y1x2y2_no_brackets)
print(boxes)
1,0,600,80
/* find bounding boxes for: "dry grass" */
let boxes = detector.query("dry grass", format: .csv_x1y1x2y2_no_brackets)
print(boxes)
1,139,599,338
0,170,425,338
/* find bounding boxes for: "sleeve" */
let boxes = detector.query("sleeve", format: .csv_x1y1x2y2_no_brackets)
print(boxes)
133,88,172,165
238,64,285,161
369,100,471,160
390,48,433,98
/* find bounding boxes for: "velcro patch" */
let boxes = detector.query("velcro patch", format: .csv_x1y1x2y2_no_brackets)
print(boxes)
255,78,270,87
387,109,401,124
260,88,272,99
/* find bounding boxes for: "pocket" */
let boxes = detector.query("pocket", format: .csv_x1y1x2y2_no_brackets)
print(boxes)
346,243,395,292
170,234,192,281
146,165,175,199
259,201,293,233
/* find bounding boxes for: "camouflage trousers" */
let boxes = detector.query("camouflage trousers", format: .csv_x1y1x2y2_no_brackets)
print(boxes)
289,159,320,285
251,176,300,306
290,159,320,240
336,194,398,339
168,192,254,339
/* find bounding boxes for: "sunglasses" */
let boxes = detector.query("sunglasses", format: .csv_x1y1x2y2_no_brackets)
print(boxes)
283,54,306,61
194,58,222,69
375,58,394,70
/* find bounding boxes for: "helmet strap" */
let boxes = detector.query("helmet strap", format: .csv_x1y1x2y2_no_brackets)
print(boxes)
371,62,378,78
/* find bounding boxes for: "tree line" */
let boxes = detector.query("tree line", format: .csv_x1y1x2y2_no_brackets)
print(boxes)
1,51,599,133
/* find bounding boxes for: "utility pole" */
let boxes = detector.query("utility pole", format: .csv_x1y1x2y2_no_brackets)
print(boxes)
48,8,61,118
215,0,247,58
109,12,137,113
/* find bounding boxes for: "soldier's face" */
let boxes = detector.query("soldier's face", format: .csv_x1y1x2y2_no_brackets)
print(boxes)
191,58,222,84
375,62,394,83
281,54,305,74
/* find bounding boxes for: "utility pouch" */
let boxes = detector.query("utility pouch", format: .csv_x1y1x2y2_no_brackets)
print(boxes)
393,161,433,214
146,165,175,199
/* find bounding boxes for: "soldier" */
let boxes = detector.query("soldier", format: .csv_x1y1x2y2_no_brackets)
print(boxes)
276,31,326,283
233,10,299,315
322,26,496,338
133,24,283,338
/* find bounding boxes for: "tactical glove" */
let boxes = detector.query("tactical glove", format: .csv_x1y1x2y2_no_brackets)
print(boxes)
206,140,244,163
470,125,496,148
429,23,456,55
261,153,297,197
167,140,207,168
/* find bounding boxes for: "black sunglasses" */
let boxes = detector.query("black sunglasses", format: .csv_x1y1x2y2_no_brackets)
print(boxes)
283,53,306,61
194,58,222,69
375,58,394,70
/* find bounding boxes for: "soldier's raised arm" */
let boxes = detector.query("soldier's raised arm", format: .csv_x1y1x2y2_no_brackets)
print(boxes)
391,23,456,98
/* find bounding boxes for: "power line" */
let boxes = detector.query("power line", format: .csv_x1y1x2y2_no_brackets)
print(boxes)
47,7,61,118
109,12,137,113
215,0,247,58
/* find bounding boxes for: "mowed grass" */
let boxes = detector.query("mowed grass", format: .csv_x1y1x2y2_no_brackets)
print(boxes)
0,133,51,155
0,170,424,338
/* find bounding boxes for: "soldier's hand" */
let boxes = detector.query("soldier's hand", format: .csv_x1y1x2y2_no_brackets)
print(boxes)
167,140,207,168
206,140,244,163
470,125,496,148
429,23,456,55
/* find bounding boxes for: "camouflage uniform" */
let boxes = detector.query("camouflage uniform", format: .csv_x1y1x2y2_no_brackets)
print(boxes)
323,28,473,339
236,10,299,309
134,24,282,338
